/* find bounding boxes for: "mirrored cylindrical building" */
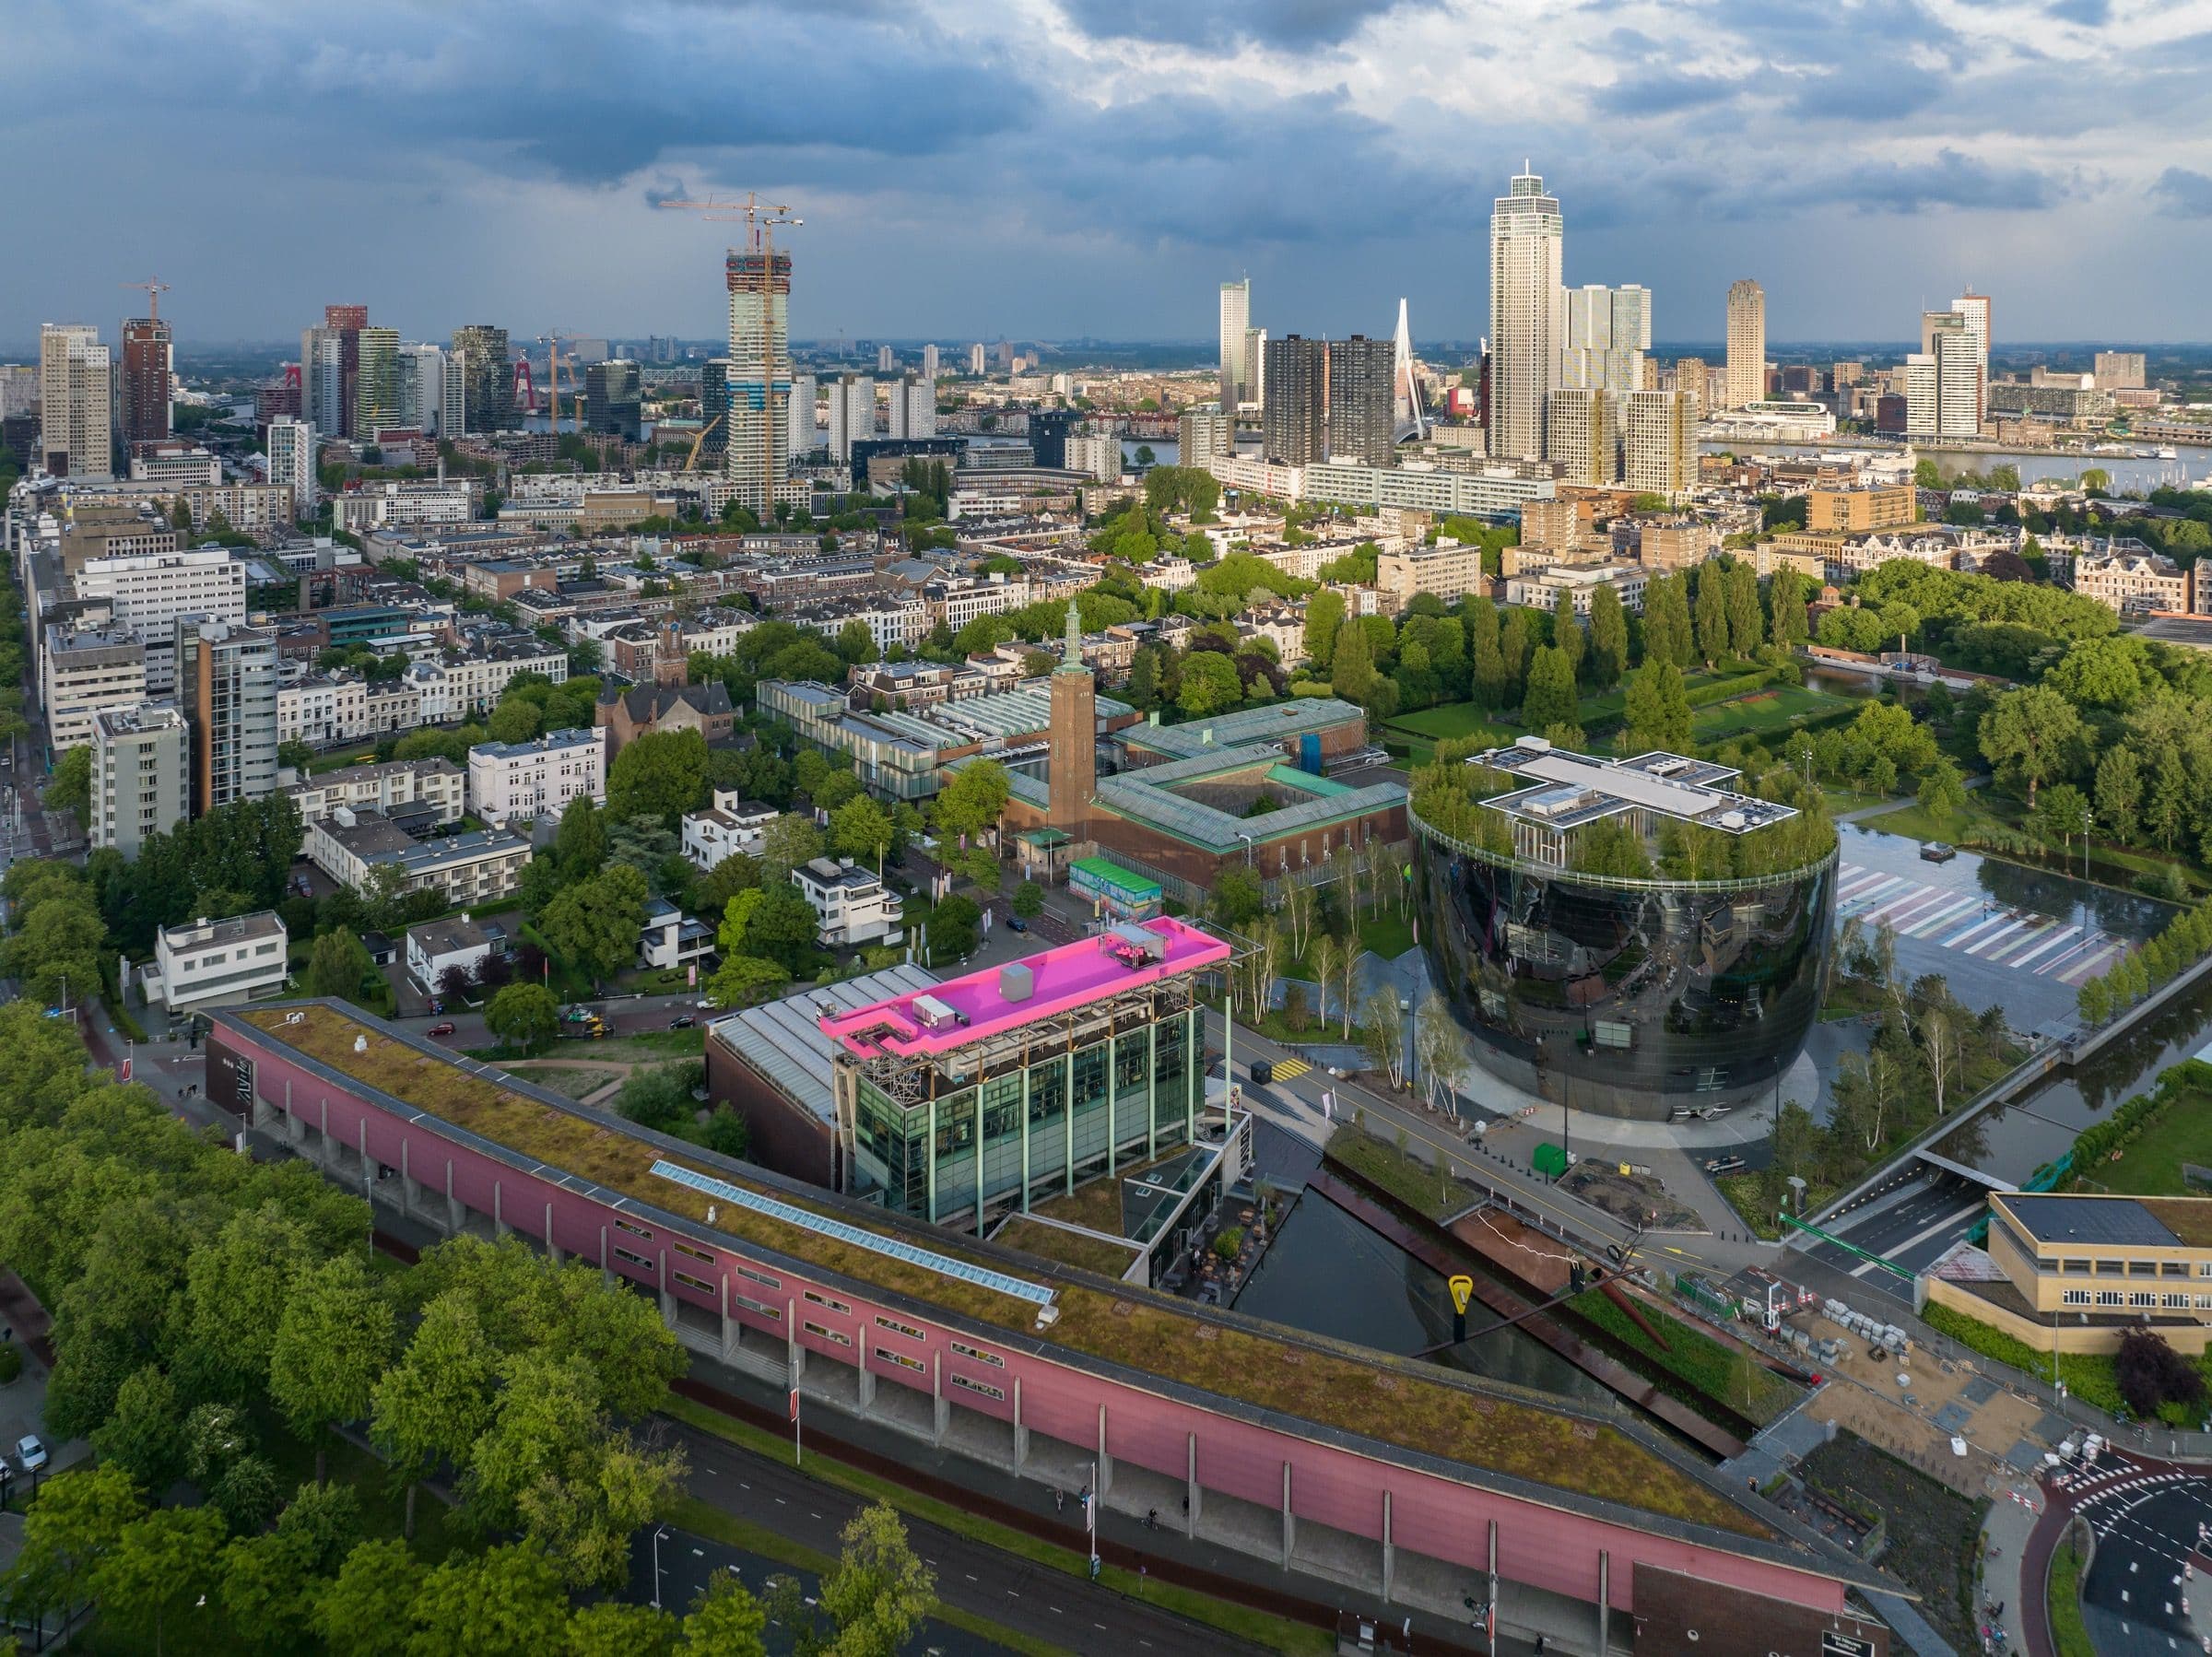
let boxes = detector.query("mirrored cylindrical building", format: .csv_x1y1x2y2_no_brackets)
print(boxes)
1413,742,1838,1121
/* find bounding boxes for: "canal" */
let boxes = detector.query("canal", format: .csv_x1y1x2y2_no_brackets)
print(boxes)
1230,1191,1611,1406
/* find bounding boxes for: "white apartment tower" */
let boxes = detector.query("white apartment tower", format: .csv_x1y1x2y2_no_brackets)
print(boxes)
1559,286,1651,394
1488,166,1564,464
40,324,113,479
1912,311,1980,438
1218,278,1252,407
90,702,189,859
76,546,248,695
787,373,818,456
888,376,935,440
967,343,986,376
827,374,876,462
1950,289,1991,419
1724,280,1765,410
920,344,940,384
401,344,447,434
266,417,317,523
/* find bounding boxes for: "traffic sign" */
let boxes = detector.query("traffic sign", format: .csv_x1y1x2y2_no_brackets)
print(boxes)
1821,1632,1877,1657
1448,1275,1474,1316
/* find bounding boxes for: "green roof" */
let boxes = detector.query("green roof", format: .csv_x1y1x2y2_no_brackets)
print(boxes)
1071,856,1162,900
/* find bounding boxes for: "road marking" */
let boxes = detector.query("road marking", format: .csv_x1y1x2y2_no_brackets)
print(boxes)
692,1547,704,1557
773,1497,786,1505
1964,917,2033,957
2007,924,2081,970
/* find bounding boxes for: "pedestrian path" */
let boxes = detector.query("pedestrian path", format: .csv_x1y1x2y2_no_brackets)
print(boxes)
1837,862,2129,986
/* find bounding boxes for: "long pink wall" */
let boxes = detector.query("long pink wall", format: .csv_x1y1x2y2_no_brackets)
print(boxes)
222,1028,1849,1619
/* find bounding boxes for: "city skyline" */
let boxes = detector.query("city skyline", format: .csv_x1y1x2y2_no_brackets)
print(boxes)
9,0,2212,345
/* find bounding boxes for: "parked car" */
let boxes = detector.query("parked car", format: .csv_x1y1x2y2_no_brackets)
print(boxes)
1704,1155,1748,1175
428,1022,456,1038
15,1435,46,1473
1006,916,1028,933
697,996,722,1011
669,1014,697,1029
562,1005,599,1024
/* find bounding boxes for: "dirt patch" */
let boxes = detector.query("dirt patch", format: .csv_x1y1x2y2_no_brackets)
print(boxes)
1799,1429,1987,1653
1559,1163,1700,1230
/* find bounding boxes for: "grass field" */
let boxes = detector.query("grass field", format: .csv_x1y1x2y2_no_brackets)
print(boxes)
2048,1533,2096,1657
2078,1079,2212,1195
1690,686,1856,743
1359,912,1418,960
1857,795,2012,847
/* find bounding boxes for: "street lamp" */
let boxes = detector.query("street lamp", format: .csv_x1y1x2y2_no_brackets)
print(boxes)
651,1524,671,1609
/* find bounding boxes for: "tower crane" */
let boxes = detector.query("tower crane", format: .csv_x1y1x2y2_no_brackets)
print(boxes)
121,276,171,321
657,193,802,512
535,334,585,437
682,411,725,473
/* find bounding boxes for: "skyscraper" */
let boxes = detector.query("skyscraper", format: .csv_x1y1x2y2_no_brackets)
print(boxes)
266,417,317,523
90,703,189,859
1558,285,1651,394
1913,311,1979,438
400,344,446,434
876,344,897,374
1620,390,1692,498
785,371,815,456
1950,289,1991,420
1243,327,1267,409
175,617,278,810
921,344,940,384
1326,335,1395,466
1218,278,1252,407
301,305,367,440
967,343,986,376
826,374,876,463
1488,165,1564,463
1724,280,1765,410
39,323,112,479
1544,388,1612,487
1671,358,1710,417
725,244,794,511
119,316,172,452
1260,335,1325,466
450,324,513,436
353,326,404,440
584,359,642,440
888,375,935,440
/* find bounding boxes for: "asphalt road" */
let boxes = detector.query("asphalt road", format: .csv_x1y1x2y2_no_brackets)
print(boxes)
1797,1169,1992,1305
665,1416,1267,1657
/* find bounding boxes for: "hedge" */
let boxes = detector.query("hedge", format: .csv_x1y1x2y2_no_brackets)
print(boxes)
1921,1302,2128,1416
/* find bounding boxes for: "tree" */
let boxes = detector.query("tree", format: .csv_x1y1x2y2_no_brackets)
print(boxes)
758,814,825,886
406,1543,573,1657
182,1203,317,1402
373,1291,500,1539
1178,650,1243,717
927,894,981,962
2094,746,2144,843
1303,588,1346,669
1520,645,1577,731
485,982,561,1055
1011,879,1044,919
1360,990,1406,1089
312,1540,424,1657
934,759,1011,844
278,739,316,772
47,745,91,819
1978,685,2084,809
553,795,609,879
679,1572,769,1655
539,864,650,987
270,1254,394,1485
1916,758,1966,818
1617,658,1690,755
569,1602,679,1656
1724,561,1762,659
1209,865,1266,928
837,619,880,665
91,1365,184,1491
807,1502,937,1657
6,1463,145,1618
1693,564,1730,664
93,1506,227,1654
606,729,709,826
829,795,894,874
2116,1327,2206,1418
488,698,543,746
1585,583,1629,687
1769,568,1810,648
1330,611,1377,704
304,928,378,1001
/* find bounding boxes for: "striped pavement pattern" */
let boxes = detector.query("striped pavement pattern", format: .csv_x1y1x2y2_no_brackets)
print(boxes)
1835,863,2131,985
1269,1056,1312,1081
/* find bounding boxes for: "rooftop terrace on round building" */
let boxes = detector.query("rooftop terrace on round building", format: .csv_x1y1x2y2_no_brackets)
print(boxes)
236,1002,1769,1539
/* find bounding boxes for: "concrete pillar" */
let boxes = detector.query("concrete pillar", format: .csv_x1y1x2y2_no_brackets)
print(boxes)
1382,1489,1394,1604
398,1141,414,1217
720,1277,741,1363
859,1358,876,1409
786,1299,802,1381
1186,1433,1199,1535
1280,1462,1294,1567
933,1350,948,1445
285,1108,304,1146
545,1203,560,1263
601,1226,614,1289
1097,1404,1112,1498
1013,1375,1027,1470
1596,1550,1608,1657
494,1181,508,1239
443,1161,463,1231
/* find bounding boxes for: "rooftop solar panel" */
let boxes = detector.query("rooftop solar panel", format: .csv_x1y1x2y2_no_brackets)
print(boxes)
648,1159,1058,1307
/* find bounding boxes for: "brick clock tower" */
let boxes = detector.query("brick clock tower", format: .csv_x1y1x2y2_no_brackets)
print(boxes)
1045,598,1096,865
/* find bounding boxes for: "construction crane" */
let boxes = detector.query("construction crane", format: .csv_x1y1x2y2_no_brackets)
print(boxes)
121,276,171,322
682,411,725,473
535,334,585,437
658,193,802,512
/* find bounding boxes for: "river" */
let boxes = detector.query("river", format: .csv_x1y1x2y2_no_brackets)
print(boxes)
1700,437,2212,497
1230,1193,1610,1405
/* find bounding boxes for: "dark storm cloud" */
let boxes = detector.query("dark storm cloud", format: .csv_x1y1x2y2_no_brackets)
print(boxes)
1053,0,1441,49
2151,167,2212,217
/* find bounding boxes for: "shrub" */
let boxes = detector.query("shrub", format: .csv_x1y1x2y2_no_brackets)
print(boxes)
0,1341,20,1383
2117,1328,2205,1419
1213,1227,1244,1262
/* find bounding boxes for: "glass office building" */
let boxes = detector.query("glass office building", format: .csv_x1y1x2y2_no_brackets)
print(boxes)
1415,742,1837,1120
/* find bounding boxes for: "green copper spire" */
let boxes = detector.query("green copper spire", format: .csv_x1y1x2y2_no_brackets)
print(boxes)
1061,596,1083,668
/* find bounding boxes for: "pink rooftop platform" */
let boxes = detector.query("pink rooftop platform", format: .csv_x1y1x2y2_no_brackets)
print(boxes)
819,916,1230,1059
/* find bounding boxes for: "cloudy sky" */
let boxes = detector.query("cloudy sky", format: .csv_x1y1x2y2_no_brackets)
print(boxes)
6,0,2211,352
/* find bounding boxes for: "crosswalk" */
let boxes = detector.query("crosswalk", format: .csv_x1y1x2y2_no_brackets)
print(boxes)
1269,1056,1312,1082
1836,863,2131,986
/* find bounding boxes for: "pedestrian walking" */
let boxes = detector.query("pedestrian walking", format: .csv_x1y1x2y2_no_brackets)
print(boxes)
1053,1487,1065,1513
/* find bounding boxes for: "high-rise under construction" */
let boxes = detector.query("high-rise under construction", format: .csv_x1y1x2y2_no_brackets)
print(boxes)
725,247,794,512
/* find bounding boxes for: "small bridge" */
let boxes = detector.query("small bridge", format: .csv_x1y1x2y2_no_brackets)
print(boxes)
1912,1147,2017,1192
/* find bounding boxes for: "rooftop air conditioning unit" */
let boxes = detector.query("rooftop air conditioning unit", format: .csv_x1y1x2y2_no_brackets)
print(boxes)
1517,734,1551,753
999,964,1034,1003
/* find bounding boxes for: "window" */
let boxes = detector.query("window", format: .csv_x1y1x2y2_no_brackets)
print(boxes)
673,1240,714,1264
949,1371,1005,1402
804,1290,853,1316
674,1270,714,1296
876,1346,926,1374
803,1321,852,1347
735,1264,780,1290
949,1340,1005,1368
2132,1291,2159,1309
875,1316,925,1343
614,1218,653,1240
2165,1293,2192,1310
612,1245,652,1270
2062,1289,2090,1307
731,1292,780,1322
2097,1290,2124,1307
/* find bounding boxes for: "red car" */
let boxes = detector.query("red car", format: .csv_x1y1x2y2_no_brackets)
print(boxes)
428,1022,456,1038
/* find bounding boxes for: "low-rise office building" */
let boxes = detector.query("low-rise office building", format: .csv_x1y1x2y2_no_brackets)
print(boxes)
285,758,465,834
1502,562,1650,616
467,727,606,828
43,625,147,747
146,911,288,1013
305,808,532,908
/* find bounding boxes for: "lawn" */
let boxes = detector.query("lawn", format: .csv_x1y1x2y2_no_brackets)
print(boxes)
992,1215,1141,1277
1864,794,2204,894
2048,1532,2096,1657
2079,1079,2212,1195
1326,1122,1483,1222
1359,911,1418,960
1690,686,1856,744
1857,795,2014,848
510,1064,623,1100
